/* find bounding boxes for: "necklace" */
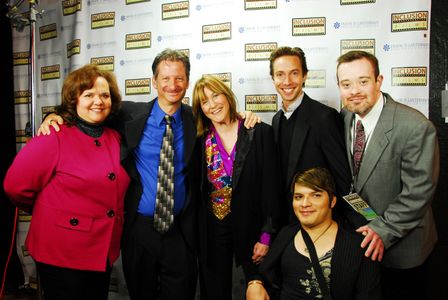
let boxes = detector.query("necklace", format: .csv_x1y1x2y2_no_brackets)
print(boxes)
303,222,333,253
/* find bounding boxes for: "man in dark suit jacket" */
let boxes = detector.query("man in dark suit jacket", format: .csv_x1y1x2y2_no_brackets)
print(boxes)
269,46,355,225
115,49,198,300
337,50,439,299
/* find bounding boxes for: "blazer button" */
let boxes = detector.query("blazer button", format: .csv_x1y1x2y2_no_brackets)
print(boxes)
94,140,101,147
107,209,115,217
108,172,116,180
69,218,79,226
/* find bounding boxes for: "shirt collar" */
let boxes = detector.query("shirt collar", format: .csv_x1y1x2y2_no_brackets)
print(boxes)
280,91,304,119
154,98,182,127
354,92,384,137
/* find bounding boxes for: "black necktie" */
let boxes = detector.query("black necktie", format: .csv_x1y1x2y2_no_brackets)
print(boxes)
154,115,175,233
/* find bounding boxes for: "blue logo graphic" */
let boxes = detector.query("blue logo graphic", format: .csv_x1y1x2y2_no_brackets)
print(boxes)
120,60,125,66
334,22,341,29
196,53,202,60
87,44,91,49
157,36,162,42
121,16,126,21
196,5,202,11
383,44,391,51
238,78,245,84
239,27,245,34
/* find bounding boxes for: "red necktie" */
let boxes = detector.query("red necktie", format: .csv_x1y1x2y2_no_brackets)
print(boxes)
353,120,365,175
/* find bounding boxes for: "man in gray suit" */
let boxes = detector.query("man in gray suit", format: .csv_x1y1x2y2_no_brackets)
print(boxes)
336,50,439,299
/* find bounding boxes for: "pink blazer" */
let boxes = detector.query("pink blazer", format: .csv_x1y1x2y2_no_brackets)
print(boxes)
4,125,130,272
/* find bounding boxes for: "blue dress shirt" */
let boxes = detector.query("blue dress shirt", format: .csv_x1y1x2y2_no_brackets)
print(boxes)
135,99,186,216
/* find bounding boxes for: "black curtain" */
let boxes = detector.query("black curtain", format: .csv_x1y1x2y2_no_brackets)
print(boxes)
428,0,448,299
0,1,24,294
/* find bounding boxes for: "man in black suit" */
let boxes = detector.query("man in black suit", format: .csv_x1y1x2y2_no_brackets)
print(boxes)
116,49,198,299
269,46,356,225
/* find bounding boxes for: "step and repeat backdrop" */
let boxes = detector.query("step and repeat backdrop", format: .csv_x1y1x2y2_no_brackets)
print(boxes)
10,0,431,297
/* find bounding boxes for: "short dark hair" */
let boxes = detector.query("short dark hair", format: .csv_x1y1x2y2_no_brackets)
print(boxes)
59,64,121,125
269,46,308,78
291,167,336,201
152,48,191,81
336,50,380,81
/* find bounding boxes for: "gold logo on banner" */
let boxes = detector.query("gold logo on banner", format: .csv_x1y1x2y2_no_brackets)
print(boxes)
126,32,151,50
21,245,30,256
245,42,277,61
126,0,150,4
67,39,81,58
125,78,151,95
91,12,115,29
39,23,57,41
305,70,326,88
16,130,27,144
18,210,32,222
245,94,278,112
202,22,231,42
41,64,61,81
244,0,277,10
14,90,31,104
62,0,82,16
205,73,232,89
91,56,115,71
340,39,375,55
391,11,428,32
340,0,375,5
13,52,30,66
391,67,427,86
42,106,57,120
293,17,326,36
162,1,189,20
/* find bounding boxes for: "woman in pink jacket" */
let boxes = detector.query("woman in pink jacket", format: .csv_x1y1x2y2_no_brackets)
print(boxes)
3,64,130,300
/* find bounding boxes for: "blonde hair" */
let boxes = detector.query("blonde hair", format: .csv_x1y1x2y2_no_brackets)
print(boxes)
192,75,239,136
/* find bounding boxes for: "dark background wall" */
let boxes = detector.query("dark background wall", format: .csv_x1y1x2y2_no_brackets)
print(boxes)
428,0,448,298
0,1,25,293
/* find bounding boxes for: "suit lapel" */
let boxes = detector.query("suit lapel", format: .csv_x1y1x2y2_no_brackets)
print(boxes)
181,104,196,165
232,126,254,191
272,111,281,144
286,96,310,188
121,101,154,162
356,96,395,192
342,108,355,174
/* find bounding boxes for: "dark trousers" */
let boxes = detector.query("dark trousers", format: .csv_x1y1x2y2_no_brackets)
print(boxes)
35,261,111,300
381,258,430,300
122,215,197,300
199,215,234,300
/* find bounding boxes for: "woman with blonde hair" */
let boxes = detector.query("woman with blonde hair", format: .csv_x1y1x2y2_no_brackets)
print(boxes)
192,75,281,299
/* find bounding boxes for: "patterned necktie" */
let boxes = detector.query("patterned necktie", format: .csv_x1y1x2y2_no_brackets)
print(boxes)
353,119,366,176
154,115,175,233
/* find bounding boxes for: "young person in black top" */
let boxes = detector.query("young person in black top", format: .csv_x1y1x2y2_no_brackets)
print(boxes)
247,167,381,300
